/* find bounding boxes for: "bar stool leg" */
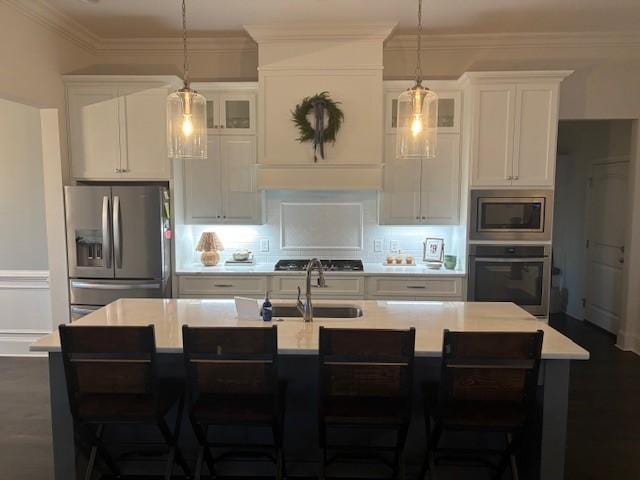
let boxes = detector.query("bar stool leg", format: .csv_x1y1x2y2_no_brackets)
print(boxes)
190,419,216,477
77,423,121,478
157,417,190,477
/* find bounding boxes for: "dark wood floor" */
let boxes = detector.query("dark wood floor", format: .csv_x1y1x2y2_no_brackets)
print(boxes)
0,313,638,480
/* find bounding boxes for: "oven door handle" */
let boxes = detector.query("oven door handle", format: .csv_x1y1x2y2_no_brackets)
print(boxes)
472,257,548,263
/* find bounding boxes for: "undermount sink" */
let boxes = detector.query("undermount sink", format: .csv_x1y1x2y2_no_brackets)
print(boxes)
272,304,364,319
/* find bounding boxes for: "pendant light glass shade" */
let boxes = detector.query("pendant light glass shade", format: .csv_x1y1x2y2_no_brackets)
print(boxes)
396,84,438,159
167,87,207,159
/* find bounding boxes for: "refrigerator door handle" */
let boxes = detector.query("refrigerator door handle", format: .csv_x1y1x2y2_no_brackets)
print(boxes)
102,195,112,268
113,195,122,269
70,281,161,290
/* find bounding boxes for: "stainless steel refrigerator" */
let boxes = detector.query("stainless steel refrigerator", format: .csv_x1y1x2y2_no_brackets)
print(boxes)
65,185,171,320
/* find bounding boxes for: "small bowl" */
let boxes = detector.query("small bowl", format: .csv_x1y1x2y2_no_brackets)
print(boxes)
232,250,252,261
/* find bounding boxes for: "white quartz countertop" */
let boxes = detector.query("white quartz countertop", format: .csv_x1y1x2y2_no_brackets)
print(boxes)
177,263,466,277
31,299,588,360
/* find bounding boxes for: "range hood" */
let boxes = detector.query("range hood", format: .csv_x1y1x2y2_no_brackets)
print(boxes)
245,24,396,191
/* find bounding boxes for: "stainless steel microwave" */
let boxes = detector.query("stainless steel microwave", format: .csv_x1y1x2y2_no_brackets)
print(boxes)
469,190,553,241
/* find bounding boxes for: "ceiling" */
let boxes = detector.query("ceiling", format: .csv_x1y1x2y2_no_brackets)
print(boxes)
43,0,640,39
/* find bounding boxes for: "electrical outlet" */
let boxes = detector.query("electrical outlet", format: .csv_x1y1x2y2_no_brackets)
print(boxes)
389,240,399,252
259,239,269,252
373,239,383,252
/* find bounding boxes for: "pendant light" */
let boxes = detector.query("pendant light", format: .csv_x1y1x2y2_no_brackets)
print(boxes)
396,0,438,159
167,0,207,159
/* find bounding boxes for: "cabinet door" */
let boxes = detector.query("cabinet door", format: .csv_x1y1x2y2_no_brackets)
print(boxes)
67,86,121,179
420,134,461,224
470,84,516,186
119,86,170,180
379,135,421,225
512,84,558,187
184,136,222,223
385,90,461,134
220,136,261,224
219,93,255,134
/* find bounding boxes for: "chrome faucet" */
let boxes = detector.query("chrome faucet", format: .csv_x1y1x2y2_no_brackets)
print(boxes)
296,258,327,322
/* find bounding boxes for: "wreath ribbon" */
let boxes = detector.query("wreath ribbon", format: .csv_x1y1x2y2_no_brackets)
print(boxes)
312,98,326,162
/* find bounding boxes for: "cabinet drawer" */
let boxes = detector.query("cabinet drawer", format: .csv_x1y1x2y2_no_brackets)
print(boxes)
271,275,365,298
366,276,463,299
178,276,268,296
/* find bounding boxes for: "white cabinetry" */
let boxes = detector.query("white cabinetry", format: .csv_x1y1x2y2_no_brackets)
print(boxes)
366,276,464,300
178,275,267,298
270,275,365,300
182,83,262,225
464,72,570,188
65,76,180,180
184,135,261,224
380,134,461,225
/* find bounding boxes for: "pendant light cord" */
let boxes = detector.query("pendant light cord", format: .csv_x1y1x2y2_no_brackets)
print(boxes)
415,0,423,85
182,0,189,88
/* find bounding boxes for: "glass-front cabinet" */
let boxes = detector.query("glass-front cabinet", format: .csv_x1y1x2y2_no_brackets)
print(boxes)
197,88,256,134
384,88,461,134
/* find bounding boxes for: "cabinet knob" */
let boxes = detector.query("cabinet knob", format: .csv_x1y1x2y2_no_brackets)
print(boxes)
416,216,420,220
422,216,426,220
223,215,226,219
220,125,225,129
115,168,121,173
513,175,519,180
507,175,513,180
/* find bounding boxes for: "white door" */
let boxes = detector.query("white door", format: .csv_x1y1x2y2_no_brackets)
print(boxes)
220,135,261,224
119,86,171,180
470,84,516,186
67,86,121,179
512,84,558,187
420,134,461,224
183,135,222,223
379,134,421,224
585,162,628,333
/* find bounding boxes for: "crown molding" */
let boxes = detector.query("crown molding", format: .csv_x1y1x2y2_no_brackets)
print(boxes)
5,1,640,57
385,31,640,52
3,0,98,52
245,23,397,43
93,35,257,56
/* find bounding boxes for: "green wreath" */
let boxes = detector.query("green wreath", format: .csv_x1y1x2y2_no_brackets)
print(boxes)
291,92,343,161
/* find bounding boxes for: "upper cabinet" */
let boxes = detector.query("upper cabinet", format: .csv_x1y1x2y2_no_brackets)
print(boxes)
384,88,461,135
65,76,181,181
200,88,256,135
463,72,571,188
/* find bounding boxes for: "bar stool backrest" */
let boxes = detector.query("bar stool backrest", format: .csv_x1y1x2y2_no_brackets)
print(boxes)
318,327,416,399
439,330,544,406
58,325,157,417
182,325,278,401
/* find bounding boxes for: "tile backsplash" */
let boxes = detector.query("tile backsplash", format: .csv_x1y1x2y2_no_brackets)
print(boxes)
176,191,466,269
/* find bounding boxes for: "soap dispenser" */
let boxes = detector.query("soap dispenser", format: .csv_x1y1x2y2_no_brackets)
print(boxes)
261,290,273,322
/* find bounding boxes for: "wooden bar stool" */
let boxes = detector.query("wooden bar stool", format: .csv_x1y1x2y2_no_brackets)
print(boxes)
58,324,190,480
318,326,416,480
420,329,544,480
182,325,286,480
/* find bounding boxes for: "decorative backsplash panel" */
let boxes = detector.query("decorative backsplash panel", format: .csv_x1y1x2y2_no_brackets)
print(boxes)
176,191,465,269
280,203,363,250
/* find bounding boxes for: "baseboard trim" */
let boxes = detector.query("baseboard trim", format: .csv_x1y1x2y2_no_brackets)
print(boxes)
616,330,640,356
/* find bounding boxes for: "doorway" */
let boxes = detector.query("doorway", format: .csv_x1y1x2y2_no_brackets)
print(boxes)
553,120,633,334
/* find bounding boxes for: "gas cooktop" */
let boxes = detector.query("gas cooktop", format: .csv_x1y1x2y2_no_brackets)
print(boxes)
274,259,364,272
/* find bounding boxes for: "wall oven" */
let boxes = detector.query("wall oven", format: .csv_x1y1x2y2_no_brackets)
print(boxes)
468,245,551,317
470,190,553,241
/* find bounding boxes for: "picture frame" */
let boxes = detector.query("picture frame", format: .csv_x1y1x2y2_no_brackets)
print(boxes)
423,238,445,263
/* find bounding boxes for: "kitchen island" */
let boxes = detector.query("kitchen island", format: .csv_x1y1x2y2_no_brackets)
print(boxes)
32,299,588,479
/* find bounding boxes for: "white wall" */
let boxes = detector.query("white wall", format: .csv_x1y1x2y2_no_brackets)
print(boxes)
553,120,632,319
0,98,56,355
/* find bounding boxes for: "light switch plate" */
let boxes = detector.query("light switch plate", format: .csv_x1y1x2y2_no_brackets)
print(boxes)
374,239,383,252
259,239,269,252
389,240,399,252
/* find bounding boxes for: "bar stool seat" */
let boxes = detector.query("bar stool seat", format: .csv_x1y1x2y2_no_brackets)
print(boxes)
324,395,409,426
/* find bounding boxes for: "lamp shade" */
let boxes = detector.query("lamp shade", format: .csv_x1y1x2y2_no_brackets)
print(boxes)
395,85,438,159
167,88,208,160
196,232,224,252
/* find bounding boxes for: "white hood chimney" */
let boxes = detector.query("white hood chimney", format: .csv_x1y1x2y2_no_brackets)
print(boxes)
245,23,396,190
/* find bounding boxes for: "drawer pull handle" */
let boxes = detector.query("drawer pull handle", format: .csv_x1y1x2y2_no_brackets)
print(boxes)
407,285,427,289
213,284,234,288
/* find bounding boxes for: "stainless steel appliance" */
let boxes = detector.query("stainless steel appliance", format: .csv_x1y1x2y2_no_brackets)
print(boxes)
470,190,553,241
65,185,171,320
468,244,551,317
274,259,364,272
